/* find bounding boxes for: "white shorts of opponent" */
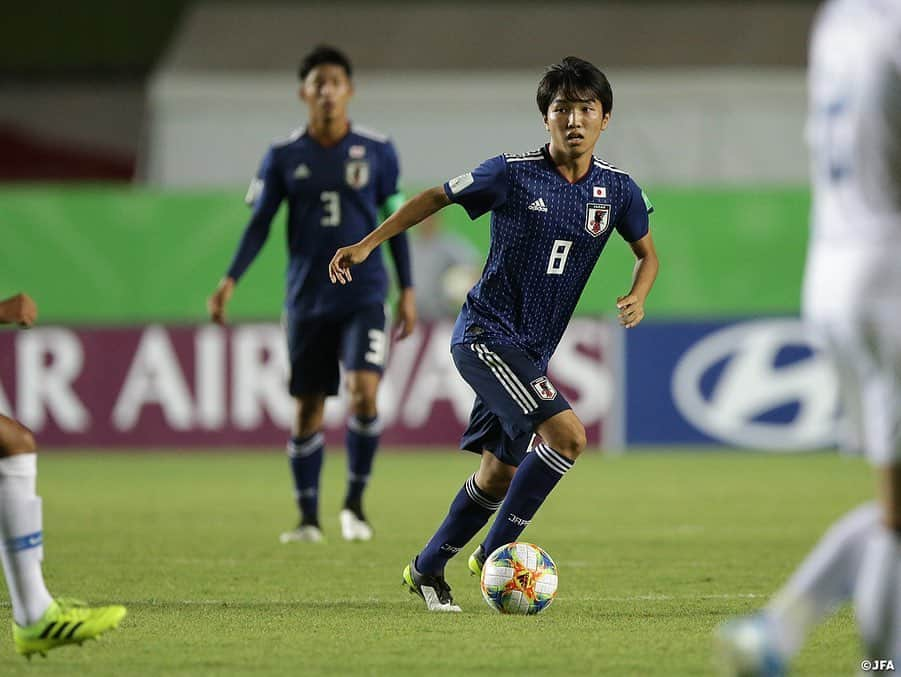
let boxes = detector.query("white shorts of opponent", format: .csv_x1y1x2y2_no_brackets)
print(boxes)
802,241,901,467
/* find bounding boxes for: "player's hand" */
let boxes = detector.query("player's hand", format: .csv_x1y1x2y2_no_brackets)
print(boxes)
616,294,645,328
0,293,38,327
208,277,235,326
329,243,372,285
394,288,417,340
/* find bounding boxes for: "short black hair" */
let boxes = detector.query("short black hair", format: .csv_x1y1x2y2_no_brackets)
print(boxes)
536,57,612,116
298,45,353,81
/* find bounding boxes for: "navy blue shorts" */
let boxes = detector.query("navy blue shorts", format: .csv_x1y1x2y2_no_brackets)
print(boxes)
452,342,571,467
284,304,387,396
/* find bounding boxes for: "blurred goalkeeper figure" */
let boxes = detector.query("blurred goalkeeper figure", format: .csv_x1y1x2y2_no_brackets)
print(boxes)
0,293,125,657
716,2,901,674
331,57,657,611
208,46,415,544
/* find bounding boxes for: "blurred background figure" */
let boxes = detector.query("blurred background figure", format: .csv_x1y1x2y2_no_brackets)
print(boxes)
716,1,901,673
410,215,480,320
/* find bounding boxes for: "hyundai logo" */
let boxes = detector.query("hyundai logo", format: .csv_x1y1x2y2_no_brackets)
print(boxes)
671,319,839,450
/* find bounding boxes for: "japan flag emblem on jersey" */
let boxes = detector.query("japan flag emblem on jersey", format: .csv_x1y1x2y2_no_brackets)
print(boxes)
585,203,610,237
531,376,558,401
345,160,370,189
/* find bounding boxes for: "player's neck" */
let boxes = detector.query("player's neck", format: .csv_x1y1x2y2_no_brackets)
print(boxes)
307,117,350,147
546,143,594,184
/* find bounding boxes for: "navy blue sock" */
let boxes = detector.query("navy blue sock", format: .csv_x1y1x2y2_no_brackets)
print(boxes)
417,474,503,575
481,444,573,556
344,414,380,510
287,432,324,525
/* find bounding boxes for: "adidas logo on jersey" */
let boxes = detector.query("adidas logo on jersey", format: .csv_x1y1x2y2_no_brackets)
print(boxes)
527,197,548,212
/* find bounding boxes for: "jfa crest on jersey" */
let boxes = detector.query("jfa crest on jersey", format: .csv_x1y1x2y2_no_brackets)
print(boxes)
230,125,402,318
444,145,652,368
585,203,610,237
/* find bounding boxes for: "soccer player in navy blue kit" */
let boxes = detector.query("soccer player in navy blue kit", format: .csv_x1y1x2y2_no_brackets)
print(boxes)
208,46,416,544
330,56,658,610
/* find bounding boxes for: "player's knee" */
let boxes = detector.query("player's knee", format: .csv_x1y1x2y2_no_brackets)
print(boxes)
347,388,378,418
554,424,586,460
0,422,37,456
476,467,514,499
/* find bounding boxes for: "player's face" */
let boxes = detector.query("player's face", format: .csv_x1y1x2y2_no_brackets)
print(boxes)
300,64,353,123
544,97,609,156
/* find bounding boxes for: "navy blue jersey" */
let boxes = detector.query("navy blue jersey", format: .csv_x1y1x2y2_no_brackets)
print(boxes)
227,125,412,318
445,146,652,369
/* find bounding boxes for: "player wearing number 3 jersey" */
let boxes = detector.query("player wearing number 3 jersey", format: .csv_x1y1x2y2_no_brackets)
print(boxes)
207,46,415,544
330,56,658,611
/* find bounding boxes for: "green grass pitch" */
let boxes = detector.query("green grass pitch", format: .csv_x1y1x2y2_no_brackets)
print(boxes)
0,449,873,676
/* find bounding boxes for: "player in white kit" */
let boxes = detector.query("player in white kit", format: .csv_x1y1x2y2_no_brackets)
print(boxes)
716,1,901,674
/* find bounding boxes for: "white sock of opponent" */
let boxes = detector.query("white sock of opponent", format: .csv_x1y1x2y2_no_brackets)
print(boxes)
765,502,880,659
854,525,901,663
0,453,53,626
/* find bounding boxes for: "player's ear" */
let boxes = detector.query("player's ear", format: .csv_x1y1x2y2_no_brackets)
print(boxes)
299,86,308,103
600,112,611,131
543,115,549,132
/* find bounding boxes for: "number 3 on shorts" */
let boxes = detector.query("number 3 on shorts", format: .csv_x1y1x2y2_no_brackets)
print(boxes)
365,329,386,366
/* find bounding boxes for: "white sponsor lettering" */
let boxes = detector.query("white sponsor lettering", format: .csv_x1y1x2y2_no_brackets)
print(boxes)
112,326,193,430
671,319,839,449
548,320,614,426
195,325,226,429
17,329,89,432
0,379,12,417
231,325,293,429
402,322,475,427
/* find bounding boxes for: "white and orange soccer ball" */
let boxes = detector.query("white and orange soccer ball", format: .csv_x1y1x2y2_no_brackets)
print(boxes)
479,542,558,615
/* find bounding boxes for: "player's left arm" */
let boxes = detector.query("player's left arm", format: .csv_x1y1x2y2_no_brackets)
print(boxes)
615,180,659,329
378,143,416,340
617,232,658,328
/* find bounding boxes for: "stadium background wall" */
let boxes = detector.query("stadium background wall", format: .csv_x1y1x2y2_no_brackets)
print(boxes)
0,186,808,323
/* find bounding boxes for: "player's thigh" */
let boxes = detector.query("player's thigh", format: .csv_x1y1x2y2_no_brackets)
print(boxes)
459,395,534,467
452,342,570,461
339,304,388,376
804,245,901,466
284,313,342,397
0,414,37,456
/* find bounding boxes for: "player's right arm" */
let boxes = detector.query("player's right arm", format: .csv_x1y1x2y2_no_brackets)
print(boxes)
330,186,450,284
0,293,38,327
330,155,507,284
208,147,286,324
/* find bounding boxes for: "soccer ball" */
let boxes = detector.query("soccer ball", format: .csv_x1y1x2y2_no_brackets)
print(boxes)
480,542,558,615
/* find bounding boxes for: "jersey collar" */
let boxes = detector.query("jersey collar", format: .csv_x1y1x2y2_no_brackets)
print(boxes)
541,144,595,185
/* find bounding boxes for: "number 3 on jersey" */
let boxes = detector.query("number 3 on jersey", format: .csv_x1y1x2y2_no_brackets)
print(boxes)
321,191,341,226
547,239,572,275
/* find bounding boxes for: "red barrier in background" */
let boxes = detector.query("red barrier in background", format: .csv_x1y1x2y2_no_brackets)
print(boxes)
0,320,617,448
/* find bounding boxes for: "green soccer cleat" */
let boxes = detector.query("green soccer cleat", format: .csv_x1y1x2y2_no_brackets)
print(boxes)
402,560,461,612
13,598,127,658
468,544,485,577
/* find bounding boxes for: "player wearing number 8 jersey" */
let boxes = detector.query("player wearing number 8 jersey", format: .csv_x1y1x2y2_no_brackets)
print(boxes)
330,56,658,611
207,46,415,544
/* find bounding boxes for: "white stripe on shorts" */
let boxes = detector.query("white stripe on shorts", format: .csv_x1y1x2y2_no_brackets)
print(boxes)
471,344,537,414
475,344,539,411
